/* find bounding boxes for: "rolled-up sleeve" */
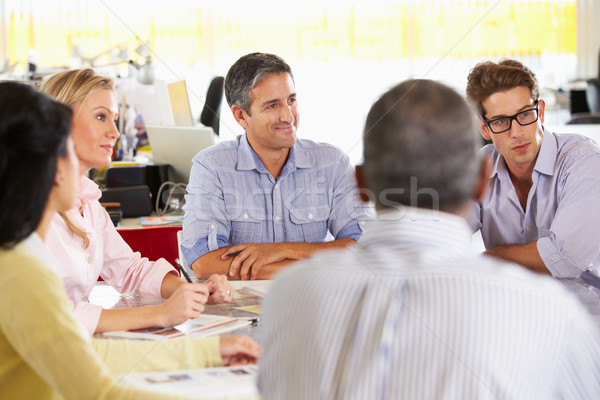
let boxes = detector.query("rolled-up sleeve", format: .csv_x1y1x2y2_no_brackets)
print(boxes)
73,301,104,337
537,153,600,278
328,152,372,240
182,153,232,266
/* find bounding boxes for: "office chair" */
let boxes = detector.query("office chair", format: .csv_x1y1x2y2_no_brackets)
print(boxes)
586,78,600,114
200,76,224,136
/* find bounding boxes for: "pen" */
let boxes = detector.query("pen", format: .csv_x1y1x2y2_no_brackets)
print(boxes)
175,258,193,283
227,251,241,257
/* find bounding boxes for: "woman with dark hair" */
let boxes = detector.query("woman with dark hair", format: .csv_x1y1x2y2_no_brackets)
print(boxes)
0,82,260,399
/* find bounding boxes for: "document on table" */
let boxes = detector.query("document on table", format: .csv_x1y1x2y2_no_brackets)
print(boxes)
120,365,259,398
102,314,254,340
237,280,273,298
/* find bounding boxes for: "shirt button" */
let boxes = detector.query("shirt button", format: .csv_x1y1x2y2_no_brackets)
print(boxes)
243,213,248,219
210,224,216,229
275,216,280,222
308,213,313,219
526,226,531,232
87,256,94,264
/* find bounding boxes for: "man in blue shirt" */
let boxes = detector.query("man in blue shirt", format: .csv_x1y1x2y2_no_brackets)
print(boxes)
182,53,368,280
466,59,600,288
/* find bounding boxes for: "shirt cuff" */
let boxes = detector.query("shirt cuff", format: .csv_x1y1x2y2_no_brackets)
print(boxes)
74,301,104,336
335,223,362,241
182,235,229,266
138,258,178,299
537,237,582,278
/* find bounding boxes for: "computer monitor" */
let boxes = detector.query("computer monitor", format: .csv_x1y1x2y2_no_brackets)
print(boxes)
153,79,195,126
168,80,195,126
146,125,216,184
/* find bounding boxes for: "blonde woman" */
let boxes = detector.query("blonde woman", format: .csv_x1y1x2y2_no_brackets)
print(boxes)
0,82,260,399
41,69,234,335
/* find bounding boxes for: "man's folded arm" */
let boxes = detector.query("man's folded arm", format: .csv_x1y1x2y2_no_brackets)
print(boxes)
191,249,293,280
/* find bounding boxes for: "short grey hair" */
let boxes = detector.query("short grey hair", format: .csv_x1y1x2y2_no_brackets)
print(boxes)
362,79,480,211
224,52,293,115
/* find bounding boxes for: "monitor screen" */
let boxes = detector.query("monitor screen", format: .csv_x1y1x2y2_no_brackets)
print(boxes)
146,125,215,184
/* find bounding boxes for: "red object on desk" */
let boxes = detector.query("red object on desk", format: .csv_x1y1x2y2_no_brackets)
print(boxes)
117,226,183,271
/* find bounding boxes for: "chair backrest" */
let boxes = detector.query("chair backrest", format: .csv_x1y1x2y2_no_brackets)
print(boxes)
118,225,182,269
200,76,225,136
587,78,600,114
176,229,188,269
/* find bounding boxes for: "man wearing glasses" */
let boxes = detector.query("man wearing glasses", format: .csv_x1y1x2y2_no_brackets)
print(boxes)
466,59,600,289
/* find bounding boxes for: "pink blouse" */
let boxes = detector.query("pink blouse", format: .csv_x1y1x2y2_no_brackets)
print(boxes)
46,176,176,335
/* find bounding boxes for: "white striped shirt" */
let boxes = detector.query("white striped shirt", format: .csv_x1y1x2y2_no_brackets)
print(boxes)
258,208,600,399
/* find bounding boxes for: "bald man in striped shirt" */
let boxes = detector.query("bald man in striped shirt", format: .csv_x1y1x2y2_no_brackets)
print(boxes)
258,79,600,399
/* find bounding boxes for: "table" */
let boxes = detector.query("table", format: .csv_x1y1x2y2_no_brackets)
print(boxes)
90,280,267,340
89,280,266,398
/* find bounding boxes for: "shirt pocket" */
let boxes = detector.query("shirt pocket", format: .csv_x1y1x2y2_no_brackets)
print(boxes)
289,205,330,243
229,206,264,245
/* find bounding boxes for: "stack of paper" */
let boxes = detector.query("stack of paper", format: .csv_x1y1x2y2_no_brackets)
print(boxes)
238,281,273,298
102,314,253,340
120,365,259,398
140,215,184,226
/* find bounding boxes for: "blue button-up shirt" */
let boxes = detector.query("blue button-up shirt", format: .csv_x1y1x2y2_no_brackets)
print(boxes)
467,129,600,285
181,135,370,265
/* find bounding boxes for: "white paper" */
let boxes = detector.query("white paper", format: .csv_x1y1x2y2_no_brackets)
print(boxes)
120,365,259,398
102,314,252,341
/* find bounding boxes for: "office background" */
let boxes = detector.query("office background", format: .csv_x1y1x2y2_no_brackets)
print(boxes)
1,0,599,163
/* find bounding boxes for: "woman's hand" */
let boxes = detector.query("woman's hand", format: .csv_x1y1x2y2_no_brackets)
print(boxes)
205,274,234,304
156,282,210,326
219,335,262,366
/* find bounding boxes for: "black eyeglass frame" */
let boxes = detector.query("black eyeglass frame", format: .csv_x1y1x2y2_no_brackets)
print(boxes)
481,100,540,134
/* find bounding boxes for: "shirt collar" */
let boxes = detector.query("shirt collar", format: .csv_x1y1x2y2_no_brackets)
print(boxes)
489,152,504,179
360,207,472,259
23,232,65,279
489,126,556,179
533,126,556,176
74,176,101,210
236,134,312,172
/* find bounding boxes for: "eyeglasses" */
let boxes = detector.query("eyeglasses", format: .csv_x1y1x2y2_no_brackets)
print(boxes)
482,100,539,134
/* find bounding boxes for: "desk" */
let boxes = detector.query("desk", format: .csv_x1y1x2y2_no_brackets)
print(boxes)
90,280,265,398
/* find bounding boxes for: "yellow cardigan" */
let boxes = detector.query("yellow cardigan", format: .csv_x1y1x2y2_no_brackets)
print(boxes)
0,241,223,400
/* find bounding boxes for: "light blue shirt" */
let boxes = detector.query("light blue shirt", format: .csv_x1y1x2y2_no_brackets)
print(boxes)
181,134,369,265
259,208,600,399
467,129,600,286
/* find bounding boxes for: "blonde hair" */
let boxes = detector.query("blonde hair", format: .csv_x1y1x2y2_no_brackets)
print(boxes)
40,69,115,248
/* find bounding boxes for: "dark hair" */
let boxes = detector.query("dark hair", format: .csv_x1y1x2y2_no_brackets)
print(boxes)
224,52,293,114
363,79,480,211
0,82,73,248
466,59,539,117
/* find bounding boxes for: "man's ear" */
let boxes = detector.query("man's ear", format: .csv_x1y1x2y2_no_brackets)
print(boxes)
355,165,370,203
478,118,492,141
231,105,249,129
473,157,491,202
538,98,546,125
